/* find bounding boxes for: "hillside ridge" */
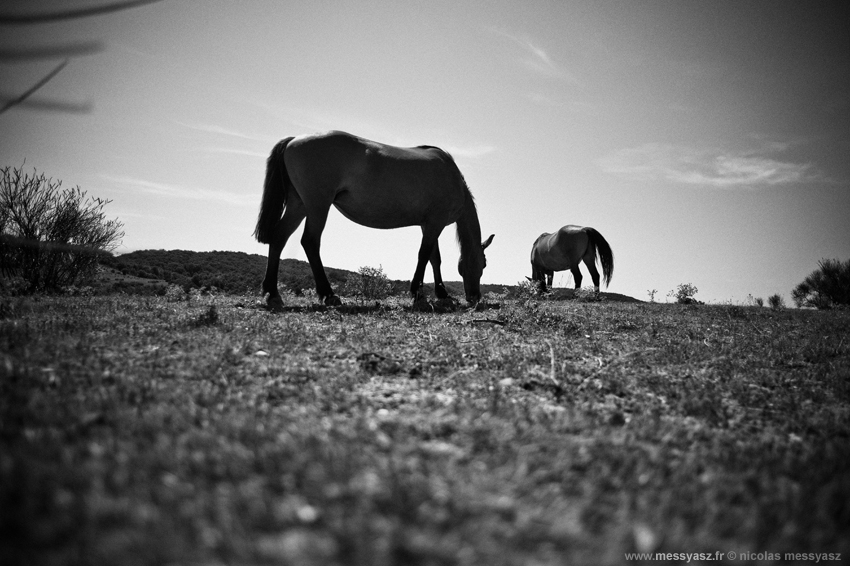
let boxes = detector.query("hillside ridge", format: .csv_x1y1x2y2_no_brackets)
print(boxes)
102,249,640,302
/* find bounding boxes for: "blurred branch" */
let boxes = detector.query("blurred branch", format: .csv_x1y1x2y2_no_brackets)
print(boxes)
0,41,105,61
0,95,91,114
0,60,70,115
0,0,165,24
0,0,166,116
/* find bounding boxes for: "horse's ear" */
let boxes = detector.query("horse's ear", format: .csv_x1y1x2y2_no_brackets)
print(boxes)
482,234,494,249
525,276,532,282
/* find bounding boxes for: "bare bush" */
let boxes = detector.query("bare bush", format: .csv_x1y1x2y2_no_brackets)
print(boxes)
668,283,701,304
343,265,394,302
1,165,123,292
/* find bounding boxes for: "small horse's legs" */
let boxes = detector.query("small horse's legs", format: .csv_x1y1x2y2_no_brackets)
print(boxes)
262,199,306,308
301,210,341,306
571,266,583,290
428,237,448,299
411,226,443,301
583,256,601,293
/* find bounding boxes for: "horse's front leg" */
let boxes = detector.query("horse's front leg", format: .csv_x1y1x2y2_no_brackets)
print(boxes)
428,239,448,299
411,226,443,302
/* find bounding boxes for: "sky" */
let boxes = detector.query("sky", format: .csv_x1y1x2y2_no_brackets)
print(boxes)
1,0,849,304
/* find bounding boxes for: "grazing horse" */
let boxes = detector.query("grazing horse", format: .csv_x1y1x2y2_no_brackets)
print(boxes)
529,225,613,293
254,131,494,307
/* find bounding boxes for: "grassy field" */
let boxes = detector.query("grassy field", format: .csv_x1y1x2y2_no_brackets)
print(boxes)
1,292,848,565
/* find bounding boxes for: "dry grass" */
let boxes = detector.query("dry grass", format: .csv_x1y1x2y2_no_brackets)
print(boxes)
1,294,848,565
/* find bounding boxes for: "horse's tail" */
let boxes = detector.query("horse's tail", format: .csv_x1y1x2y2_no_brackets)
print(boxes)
585,227,614,287
254,137,295,244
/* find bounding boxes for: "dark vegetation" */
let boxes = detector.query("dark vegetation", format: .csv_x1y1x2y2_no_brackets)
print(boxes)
792,258,850,310
102,250,406,297
102,250,339,296
100,249,619,302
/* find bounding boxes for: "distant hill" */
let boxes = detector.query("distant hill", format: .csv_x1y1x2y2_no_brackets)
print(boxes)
100,249,640,302
102,250,359,295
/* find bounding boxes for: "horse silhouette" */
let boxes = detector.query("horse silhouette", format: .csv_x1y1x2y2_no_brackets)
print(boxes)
529,225,613,293
254,131,493,308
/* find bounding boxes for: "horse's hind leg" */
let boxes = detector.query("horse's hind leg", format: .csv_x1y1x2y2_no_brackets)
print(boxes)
263,197,306,308
571,266,583,290
583,255,600,292
300,206,341,306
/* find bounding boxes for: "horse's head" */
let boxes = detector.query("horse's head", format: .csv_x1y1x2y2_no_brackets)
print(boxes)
529,262,544,283
529,263,549,292
458,234,494,304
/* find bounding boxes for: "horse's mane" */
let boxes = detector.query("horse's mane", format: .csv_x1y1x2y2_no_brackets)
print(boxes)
453,171,481,258
415,145,480,250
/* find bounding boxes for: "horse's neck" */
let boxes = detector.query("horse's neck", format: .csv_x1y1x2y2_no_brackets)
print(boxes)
456,190,481,254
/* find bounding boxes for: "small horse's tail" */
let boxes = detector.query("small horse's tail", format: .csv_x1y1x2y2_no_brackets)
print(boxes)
254,137,295,244
585,227,614,287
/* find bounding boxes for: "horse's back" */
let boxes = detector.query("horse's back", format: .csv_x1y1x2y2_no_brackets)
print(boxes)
284,131,467,229
532,225,590,271
557,225,585,238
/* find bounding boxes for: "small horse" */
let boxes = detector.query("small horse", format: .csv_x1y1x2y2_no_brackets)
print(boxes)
254,131,494,307
529,225,613,293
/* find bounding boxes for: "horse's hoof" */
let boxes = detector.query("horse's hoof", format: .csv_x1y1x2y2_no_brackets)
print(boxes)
411,296,433,312
324,294,343,306
267,296,284,311
434,283,449,299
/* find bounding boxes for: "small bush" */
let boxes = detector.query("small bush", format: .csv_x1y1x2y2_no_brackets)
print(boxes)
513,279,538,302
792,258,850,309
165,284,186,302
574,287,604,302
768,294,784,310
668,283,701,304
343,265,393,302
1,165,124,292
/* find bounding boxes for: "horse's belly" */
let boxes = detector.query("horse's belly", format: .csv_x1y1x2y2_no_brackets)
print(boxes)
332,198,421,229
333,186,462,230
536,240,576,271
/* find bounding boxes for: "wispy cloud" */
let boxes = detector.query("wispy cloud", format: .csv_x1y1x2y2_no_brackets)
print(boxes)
196,147,268,158
488,28,580,85
175,121,274,143
597,142,819,188
101,174,249,206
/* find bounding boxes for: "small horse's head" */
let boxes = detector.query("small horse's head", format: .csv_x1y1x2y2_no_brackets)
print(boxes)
529,264,550,292
458,234,494,304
